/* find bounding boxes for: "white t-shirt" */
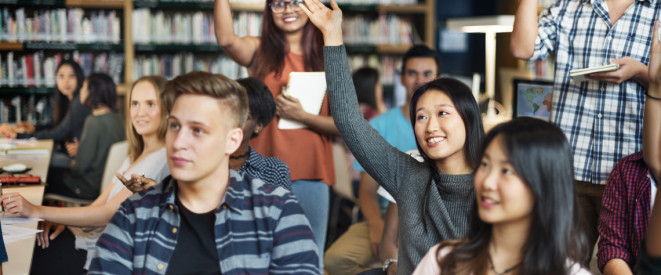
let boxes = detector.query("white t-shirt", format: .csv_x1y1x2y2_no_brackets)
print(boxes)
413,243,592,275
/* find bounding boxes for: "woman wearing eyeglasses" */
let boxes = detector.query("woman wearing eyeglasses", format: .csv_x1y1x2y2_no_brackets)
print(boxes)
214,0,338,269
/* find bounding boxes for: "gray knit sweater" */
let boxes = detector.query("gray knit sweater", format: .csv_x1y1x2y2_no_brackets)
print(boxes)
324,46,475,274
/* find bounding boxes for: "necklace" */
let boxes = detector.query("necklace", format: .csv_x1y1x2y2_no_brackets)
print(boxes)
230,150,250,160
487,253,519,275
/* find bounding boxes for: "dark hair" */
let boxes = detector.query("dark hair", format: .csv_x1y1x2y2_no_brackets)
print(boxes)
352,67,379,109
409,78,484,231
401,44,442,76
84,73,117,111
126,76,168,161
162,71,248,128
236,77,275,138
409,78,483,168
54,59,85,125
251,0,324,80
438,117,589,274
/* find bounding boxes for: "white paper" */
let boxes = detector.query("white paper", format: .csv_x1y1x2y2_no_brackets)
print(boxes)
278,72,327,130
1,217,42,225
2,224,42,244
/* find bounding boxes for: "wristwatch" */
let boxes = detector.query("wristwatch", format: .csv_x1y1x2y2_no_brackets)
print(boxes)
382,258,398,272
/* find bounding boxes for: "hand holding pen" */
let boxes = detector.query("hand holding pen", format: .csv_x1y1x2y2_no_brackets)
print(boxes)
0,192,35,217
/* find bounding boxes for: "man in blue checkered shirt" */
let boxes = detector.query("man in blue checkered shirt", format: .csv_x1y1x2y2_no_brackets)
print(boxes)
511,0,661,257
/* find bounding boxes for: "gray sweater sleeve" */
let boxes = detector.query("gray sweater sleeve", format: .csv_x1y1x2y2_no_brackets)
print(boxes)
324,45,424,197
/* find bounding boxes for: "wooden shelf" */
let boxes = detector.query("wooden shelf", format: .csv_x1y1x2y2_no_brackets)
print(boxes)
378,4,426,14
135,43,221,52
133,1,264,11
0,0,65,5
116,83,129,96
0,42,123,51
0,42,23,51
0,87,55,95
65,0,124,8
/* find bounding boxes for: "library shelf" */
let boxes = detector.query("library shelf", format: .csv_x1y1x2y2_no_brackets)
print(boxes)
65,0,124,8
134,44,221,52
0,87,55,95
133,1,264,11
0,42,23,51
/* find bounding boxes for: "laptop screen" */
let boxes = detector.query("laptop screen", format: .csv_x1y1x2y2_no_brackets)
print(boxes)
512,79,554,121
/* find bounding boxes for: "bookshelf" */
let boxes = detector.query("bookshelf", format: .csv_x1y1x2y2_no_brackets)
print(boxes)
1,0,436,120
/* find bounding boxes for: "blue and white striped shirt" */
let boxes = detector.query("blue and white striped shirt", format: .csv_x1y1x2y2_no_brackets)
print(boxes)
89,170,319,275
531,0,661,184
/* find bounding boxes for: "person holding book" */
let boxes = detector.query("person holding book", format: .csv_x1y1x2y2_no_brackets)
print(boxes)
214,0,339,266
0,76,169,274
510,0,660,256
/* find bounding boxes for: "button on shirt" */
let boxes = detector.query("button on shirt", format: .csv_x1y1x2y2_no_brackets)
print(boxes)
88,171,319,275
531,0,661,184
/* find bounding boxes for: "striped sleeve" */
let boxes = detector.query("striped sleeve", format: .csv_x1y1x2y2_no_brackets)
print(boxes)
88,201,136,274
270,192,319,274
530,0,561,60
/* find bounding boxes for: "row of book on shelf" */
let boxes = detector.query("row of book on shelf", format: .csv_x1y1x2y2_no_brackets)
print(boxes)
132,9,261,44
0,51,124,87
0,8,121,43
132,52,402,86
0,94,54,125
343,14,415,45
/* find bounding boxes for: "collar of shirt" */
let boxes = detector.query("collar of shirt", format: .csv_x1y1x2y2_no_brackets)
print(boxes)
160,171,248,214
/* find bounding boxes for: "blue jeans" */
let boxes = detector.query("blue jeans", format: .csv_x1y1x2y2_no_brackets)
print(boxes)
291,180,329,271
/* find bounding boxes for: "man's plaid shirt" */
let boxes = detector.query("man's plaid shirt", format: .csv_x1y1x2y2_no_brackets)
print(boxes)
531,0,661,184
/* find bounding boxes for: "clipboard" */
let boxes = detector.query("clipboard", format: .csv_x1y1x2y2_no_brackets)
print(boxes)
278,72,327,130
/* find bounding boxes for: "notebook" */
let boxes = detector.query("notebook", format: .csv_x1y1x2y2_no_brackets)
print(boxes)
278,72,327,130
570,64,619,83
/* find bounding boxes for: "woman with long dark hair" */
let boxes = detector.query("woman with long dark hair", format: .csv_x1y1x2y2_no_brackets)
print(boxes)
301,2,484,273
214,0,338,266
413,118,590,274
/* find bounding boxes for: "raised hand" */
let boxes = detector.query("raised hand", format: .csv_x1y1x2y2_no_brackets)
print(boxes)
298,0,343,45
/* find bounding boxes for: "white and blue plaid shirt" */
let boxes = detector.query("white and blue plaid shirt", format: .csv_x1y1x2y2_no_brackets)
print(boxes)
531,0,661,184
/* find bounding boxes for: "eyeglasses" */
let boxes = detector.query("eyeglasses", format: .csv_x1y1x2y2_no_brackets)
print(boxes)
270,0,304,14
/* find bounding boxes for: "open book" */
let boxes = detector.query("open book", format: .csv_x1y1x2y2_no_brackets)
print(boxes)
278,72,327,130
570,64,619,83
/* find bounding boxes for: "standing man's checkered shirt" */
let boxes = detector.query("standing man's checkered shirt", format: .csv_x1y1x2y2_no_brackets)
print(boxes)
531,0,661,184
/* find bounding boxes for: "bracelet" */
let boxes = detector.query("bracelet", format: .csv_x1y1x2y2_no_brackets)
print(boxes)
382,258,397,272
647,92,661,101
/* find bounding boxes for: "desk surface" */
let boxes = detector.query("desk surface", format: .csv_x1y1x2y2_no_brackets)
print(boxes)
0,139,52,275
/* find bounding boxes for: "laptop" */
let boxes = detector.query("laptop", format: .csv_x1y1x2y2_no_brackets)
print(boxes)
512,79,554,121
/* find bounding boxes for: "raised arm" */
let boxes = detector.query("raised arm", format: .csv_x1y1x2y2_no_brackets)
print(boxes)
214,0,261,66
510,0,539,59
299,0,421,195
644,21,661,181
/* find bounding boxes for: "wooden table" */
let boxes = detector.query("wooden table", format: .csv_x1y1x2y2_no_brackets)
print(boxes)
0,140,53,275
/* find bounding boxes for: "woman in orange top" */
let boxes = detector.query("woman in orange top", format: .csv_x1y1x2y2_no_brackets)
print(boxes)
214,0,339,268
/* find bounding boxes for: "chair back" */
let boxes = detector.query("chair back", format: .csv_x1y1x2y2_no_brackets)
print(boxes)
100,140,129,192
332,141,355,202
